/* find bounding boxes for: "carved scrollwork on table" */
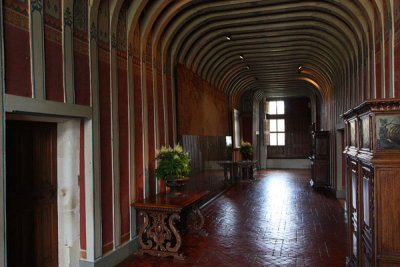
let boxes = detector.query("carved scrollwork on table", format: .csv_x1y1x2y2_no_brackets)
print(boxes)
137,210,184,259
132,190,209,259
186,206,207,237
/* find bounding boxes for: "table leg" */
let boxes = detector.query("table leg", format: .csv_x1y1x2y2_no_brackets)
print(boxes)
136,210,185,260
223,167,229,182
187,206,208,237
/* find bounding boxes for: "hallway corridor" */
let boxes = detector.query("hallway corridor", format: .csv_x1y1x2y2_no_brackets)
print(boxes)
120,169,348,267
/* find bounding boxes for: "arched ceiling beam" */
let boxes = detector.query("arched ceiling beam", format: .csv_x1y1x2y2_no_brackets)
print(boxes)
196,31,345,78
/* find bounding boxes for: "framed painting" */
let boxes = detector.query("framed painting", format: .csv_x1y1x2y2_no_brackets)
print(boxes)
376,114,400,149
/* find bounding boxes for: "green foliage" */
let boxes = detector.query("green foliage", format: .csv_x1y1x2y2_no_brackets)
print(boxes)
240,141,253,156
155,144,190,180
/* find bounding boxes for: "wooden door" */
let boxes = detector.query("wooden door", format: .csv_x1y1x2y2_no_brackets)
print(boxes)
6,121,58,267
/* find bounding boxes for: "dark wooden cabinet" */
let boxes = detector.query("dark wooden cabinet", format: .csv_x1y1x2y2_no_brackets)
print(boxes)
309,130,330,188
343,99,400,267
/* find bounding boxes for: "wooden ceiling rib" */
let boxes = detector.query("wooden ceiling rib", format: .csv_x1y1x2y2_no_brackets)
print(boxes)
122,0,374,103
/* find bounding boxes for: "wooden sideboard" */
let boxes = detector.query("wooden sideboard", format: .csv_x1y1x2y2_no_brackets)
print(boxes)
309,130,330,188
343,99,400,267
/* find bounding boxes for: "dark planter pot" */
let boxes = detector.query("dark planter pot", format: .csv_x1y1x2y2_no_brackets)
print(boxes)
241,153,253,161
165,177,189,195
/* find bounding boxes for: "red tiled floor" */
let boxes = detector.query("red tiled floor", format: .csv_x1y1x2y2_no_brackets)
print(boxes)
119,169,348,267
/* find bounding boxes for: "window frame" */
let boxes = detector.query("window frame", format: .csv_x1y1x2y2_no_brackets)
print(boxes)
265,100,286,146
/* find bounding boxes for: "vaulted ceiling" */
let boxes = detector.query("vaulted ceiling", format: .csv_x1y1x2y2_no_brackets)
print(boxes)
128,0,375,104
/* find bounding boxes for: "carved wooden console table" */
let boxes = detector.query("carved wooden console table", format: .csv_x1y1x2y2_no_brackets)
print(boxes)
236,160,257,180
131,191,209,260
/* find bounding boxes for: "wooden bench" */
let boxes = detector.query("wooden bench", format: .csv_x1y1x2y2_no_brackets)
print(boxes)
131,191,209,259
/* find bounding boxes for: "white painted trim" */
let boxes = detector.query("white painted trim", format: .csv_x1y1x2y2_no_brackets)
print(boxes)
4,94,92,118
57,120,81,267
257,99,267,169
336,189,346,199
162,70,168,145
152,61,159,194
336,121,345,130
141,56,149,198
63,0,75,104
88,15,102,259
84,119,97,262
110,37,121,249
79,238,138,267
127,51,136,237
171,64,176,144
30,3,45,99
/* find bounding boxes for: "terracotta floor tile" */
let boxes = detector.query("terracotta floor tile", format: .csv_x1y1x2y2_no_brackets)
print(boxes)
119,169,347,267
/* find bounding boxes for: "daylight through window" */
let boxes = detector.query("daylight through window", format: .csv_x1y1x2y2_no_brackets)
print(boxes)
266,100,285,146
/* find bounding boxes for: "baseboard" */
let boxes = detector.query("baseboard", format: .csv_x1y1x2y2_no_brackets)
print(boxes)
266,159,311,169
201,185,232,209
336,189,346,199
79,238,139,267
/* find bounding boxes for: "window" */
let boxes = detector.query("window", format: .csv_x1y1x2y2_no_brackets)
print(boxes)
268,100,284,115
266,100,285,146
269,119,285,146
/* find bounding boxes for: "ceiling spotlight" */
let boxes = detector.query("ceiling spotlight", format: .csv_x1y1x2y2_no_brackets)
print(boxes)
246,65,250,70
298,65,303,74
225,35,231,41
239,54,244,60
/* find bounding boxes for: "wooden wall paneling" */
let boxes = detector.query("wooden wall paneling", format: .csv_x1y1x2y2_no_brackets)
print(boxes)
182,135,228,198
361,165,374,266
177,64,229,137
348,159,360,264
267,97,311,158
241,113,252,143
310,130,330,188
376,169,400,259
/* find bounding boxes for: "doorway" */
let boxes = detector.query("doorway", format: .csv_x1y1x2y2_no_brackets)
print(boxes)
6,120,58,267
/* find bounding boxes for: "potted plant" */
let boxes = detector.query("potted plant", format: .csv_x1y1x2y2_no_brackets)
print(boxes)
240,141,253,160
155,144,190,191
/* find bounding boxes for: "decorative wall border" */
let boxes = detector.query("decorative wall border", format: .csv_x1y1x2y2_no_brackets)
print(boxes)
4,8,29,30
